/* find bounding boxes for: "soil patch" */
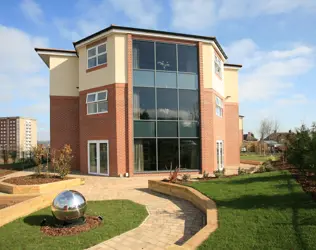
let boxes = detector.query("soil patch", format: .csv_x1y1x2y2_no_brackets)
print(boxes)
41,216,102,236
277,161,316,201
0,200,23,210
3,174,71,185
0,169,16,178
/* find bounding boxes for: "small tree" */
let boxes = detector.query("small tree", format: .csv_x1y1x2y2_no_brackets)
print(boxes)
258,118,280,155
52,144,73,179
32,145,46,176
9,150,17,163
1,149,9,164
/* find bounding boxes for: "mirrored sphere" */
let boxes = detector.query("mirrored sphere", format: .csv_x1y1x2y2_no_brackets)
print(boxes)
51,190,87,222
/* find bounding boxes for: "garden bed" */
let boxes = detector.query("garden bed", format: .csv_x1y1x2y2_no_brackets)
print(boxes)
3,174,71,185
0,169,15,178
0,175,84,194
0,200,148,250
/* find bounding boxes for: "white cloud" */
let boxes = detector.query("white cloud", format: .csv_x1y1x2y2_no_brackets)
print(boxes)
20,0,44,24
224,38,315,101
171,0,216,31
0,25,49,140
170,0,316,31
276,94,309,106
55,0,162,41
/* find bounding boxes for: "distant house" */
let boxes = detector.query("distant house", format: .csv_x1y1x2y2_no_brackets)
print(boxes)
243,132,258,141
264,131,291,144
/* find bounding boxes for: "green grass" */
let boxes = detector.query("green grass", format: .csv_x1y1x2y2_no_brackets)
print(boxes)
0,200,148,250
188,171,316,250
240,154,278,162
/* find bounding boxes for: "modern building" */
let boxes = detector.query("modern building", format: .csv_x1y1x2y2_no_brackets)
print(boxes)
36,25,242,177
0,117,37,158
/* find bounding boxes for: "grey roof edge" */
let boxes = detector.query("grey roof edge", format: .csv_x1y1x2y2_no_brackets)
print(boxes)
72,25,228,59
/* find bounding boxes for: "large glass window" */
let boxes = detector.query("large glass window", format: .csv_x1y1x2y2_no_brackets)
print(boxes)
156,43,176,71
133,87,156,120
157,88,178,120
134,139,156,172
180,139,200,170
178,45,198,73
133,41,154,70
179,90,199,120
133,40,200,172
158,139,179,171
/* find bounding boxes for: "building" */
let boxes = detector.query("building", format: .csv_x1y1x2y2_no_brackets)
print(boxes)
239,115,244,146
35,25,242,176
0,117,37,158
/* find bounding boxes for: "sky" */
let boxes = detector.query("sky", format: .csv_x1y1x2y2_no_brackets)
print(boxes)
0,0,316,140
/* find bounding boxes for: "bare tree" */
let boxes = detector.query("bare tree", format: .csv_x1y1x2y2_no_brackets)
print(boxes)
273,119,280,133
258,118,280,155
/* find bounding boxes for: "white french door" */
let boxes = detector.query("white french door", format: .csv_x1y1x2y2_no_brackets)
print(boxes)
216,140,224,171
88,140,109,176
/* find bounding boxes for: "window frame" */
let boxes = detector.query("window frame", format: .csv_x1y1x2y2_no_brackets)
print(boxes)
214,53,222,78
215,96,223,117
87,42,107,69
86,90,108,115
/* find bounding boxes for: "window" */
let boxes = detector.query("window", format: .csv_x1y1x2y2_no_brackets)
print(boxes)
86,90,108,115
133,41,154,70
215,96,223,117
178,45,198,73
156,43,176,71
157,89,178,120
216,140,224,170
87,43,107,69
133,87,156,120
214,54,222,78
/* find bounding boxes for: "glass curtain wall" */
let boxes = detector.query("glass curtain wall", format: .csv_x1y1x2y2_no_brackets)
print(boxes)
133,40,200,172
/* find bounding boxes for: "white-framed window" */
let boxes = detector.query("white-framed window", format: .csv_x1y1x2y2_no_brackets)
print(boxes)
215,96,223,117
86,90,108,115
214,54,222,78
87,43,107,69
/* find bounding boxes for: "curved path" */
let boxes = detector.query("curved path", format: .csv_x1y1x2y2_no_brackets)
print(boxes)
72,175,205,250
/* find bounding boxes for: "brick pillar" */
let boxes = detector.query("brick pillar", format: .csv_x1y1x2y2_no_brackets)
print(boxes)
127,34,134,176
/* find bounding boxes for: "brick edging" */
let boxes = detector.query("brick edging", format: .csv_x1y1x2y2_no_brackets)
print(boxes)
148,180,218,249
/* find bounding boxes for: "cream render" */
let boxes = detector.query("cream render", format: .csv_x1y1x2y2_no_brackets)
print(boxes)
224,67,239,103
50,56,79,97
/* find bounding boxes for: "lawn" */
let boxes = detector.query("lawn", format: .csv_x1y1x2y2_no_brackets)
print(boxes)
0,200,148,250
240,154,278,162
189,171,316,250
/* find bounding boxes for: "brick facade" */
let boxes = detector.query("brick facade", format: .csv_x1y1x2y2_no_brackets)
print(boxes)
79,83,128,176
50,96,80,170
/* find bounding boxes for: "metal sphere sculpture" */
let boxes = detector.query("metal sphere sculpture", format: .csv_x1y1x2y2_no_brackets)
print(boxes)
51,190,87,223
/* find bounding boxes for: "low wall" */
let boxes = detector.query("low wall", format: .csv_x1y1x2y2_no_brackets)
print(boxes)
240,159,263,165
0,192,58,227
0,177,85,194
148,180,218,250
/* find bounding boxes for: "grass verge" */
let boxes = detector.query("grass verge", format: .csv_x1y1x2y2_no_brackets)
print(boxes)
0,200,148,250
189,171,316,250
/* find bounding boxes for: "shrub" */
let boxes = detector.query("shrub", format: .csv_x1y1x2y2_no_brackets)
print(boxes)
238,167,248,175
255,160,275,173
203,170,209,179
32,145,46,176
213,169,225,178
52,144,73,179
182,174,191,182
9,150,17,163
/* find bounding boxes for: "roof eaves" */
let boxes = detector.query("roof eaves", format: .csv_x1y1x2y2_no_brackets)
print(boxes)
73,25,228,59
224,63,242,68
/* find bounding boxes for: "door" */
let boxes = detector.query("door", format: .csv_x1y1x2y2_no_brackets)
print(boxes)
216,140,224,171
88,140,109,176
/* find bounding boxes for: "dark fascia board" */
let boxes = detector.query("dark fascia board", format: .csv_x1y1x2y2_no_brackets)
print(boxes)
239,115,245,118
73,25,228,59
35,47,77,55
224,63,242,68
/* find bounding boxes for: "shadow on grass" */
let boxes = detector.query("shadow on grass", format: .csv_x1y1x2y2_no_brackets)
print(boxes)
24,215,55,226
227,173,290,185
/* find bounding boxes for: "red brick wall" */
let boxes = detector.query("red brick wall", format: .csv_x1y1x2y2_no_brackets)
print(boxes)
225,103,240,167
50,96,80,170
79,83,128,176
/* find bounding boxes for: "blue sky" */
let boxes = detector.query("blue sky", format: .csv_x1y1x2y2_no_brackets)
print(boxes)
0,0,316,140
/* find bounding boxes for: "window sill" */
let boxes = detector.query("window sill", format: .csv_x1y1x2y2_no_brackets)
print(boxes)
86,63,107,73
87,111,108,116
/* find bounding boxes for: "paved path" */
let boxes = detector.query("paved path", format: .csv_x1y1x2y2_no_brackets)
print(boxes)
1,171,205,249
73,175,205,250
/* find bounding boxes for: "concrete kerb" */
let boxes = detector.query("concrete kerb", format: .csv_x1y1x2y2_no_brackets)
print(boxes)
148,180,218,250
